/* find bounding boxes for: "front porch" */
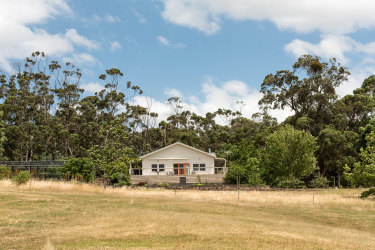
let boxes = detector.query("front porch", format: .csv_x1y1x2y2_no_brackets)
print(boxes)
131,174,225,185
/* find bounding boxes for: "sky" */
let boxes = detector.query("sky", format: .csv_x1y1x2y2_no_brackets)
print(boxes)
1,0,375,122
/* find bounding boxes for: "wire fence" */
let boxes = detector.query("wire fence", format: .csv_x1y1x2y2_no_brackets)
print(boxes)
1,161,66,180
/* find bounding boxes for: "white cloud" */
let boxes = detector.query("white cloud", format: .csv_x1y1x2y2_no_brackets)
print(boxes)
285,34,375,65
157,35,171,46
0,0,99,71
132,9,147,24
165,88,183,98
65,29,100,50
132,96,171,123
337,60,375,97
105,15,119,23
0,0,71,25
157,35,186,48
161,0,375,35
134,78,292,125
285,35,355,64
86,15,119,23
80,82,105,93
62,53,98,66
110,41,122,51
283,35,375,97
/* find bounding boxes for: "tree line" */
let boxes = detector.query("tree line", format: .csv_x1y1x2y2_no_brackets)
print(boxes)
0,52,374,187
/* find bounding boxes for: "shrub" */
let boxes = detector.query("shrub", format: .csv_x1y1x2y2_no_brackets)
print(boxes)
361,188,375,198
0,165,11,180
12,171,31,185
309,176,329,188
63,158,95,182
224,139,265,186
109,172,130,187
224,159,264,186
42,167,65,180
157,182,169,187
224,164,248,184
344,132,375,187
275,176,306,189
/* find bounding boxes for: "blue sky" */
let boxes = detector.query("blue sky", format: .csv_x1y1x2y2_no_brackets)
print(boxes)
1,0,375,121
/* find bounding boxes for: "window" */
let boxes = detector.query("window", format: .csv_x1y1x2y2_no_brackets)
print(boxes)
193,163,206,171
152,164,158,172
199,164,206,171
173,163,189,175
215,168,223,174
152,164,165,172
173,164,179,174
193,164,199,171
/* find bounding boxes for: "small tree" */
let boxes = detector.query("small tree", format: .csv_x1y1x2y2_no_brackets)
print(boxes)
344,131,375,187
87,118,134,187
263,125,317,187
63,158,95,182
12,171,31,185
88,145,132,187
0,165,11,180
224,139,264,185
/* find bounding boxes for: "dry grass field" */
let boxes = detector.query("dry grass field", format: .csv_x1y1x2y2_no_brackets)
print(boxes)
0,180,375,249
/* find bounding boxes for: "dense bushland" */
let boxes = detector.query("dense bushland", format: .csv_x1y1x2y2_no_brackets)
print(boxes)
1,52,375,187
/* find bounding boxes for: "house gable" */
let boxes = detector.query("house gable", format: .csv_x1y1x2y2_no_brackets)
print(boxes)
141,142,215,160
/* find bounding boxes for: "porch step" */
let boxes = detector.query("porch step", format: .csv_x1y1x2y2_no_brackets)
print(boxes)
130,174,225,185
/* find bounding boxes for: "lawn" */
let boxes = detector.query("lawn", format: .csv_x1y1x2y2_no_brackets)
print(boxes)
0,180,374,249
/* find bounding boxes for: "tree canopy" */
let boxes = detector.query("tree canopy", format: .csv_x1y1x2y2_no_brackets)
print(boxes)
1,52,375,187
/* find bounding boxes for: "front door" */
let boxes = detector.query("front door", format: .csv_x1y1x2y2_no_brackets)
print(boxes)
173,163,190,175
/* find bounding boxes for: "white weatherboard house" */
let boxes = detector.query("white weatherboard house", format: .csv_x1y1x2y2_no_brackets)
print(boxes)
140,142,227,176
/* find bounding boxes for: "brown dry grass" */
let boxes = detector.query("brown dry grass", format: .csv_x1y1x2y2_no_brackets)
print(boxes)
0,180,374,249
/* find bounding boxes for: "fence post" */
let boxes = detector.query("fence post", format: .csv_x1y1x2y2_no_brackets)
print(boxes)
237,175,240,202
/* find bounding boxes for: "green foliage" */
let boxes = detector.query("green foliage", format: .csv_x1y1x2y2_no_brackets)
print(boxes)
0,165,10,179
87,118,135,186
0,111,7,160
259,55,350,136
88,146,132,187
309,175,329,188
157,182,170,187
343,164,354,187
225,163,249,184
360,188,375,198
45,167,65,179
12,171,31,185
3,52,375,186
224,139,264,186
63,158,95,182
263,125,317,186
317,126,358,177
109,172,130,187
344,132,375,187
275,176,306,189
358,118,375,150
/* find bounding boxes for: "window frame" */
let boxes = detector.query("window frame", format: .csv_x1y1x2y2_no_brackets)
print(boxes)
151,164,158,172
193,164,199,171
199,163,206,172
